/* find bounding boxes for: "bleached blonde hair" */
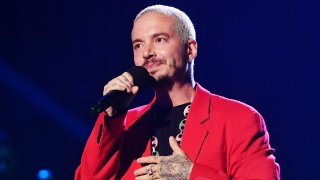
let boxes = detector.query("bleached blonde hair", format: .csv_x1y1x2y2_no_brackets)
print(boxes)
134,5,196,45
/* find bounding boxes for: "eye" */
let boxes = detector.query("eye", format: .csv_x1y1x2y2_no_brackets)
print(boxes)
133,43,141,50
156,37,166,43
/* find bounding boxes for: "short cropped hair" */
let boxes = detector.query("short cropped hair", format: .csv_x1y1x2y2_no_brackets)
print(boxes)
134,5,196,45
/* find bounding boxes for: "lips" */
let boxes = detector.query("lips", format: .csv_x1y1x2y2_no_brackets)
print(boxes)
145,61,161,69
143,59,165,70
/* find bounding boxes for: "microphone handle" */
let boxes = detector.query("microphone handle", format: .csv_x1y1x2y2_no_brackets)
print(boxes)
91,90,130,114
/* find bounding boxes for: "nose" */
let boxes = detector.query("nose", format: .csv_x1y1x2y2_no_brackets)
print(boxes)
143,43,155,60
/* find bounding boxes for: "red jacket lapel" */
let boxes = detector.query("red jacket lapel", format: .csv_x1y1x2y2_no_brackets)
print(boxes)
181,84,211,162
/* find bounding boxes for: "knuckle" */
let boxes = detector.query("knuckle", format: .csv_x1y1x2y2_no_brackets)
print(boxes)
123,72,134,81
122,72,130,76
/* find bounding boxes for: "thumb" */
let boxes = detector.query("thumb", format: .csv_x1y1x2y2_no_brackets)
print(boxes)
131,86,139,95
169,136,185,156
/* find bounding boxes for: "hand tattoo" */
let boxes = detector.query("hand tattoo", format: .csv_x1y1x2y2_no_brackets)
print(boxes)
158,155,192,180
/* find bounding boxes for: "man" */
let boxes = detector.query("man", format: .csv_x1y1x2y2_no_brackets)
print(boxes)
75,5,280,180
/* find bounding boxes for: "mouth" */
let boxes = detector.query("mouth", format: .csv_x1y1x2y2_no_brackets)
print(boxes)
143,59,165,72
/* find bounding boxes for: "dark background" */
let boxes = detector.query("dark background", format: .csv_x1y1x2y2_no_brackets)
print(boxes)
0,0,319,179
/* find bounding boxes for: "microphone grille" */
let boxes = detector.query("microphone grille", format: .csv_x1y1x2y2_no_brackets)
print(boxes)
126,66,153,90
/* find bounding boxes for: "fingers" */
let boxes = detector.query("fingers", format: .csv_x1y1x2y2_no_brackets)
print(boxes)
103,72,135,95
122,72,134,86
134,164,161,179
169,136,185,156
137,155,162,164
119,72,134,91
135,173,160,180
102,72,137,117
134,164,157,176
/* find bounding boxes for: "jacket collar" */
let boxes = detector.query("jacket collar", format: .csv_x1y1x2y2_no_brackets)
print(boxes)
180,83,211,161
187,83,211,124
127,83,212,161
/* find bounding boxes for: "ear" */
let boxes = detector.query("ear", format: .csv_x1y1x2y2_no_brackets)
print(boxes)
187,39,197,63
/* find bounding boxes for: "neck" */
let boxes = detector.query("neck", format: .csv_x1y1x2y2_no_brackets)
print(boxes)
154,79,196,107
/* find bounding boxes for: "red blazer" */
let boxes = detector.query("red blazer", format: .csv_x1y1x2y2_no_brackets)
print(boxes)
75,84,280,180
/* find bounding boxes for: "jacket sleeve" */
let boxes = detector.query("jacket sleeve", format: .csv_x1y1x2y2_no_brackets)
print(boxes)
189,111,280,180
74,112,127,180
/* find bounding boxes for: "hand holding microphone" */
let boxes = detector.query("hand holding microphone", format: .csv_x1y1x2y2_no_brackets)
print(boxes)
91,66,153,117
102,71,138,117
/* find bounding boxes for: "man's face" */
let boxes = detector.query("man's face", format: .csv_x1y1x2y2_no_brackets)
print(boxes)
131,13,188,85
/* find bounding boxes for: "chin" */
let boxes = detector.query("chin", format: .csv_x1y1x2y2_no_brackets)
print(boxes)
149,68,170,79
151,71,167,81
151,74,174,89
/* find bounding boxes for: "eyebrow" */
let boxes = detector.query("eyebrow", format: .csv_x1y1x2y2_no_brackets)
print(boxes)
152,32,170,39
132,38,143,45
132,32,170,44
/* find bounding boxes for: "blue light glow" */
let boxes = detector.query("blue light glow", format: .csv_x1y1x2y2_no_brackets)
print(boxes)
37,169,52,179
0,60,90,139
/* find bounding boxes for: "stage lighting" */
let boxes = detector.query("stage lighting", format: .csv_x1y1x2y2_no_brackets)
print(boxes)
37,169,52,180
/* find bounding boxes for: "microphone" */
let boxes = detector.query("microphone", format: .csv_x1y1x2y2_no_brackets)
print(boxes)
91,66,153,114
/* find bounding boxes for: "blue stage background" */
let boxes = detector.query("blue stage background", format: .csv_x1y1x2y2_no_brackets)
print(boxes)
0,0,319,179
